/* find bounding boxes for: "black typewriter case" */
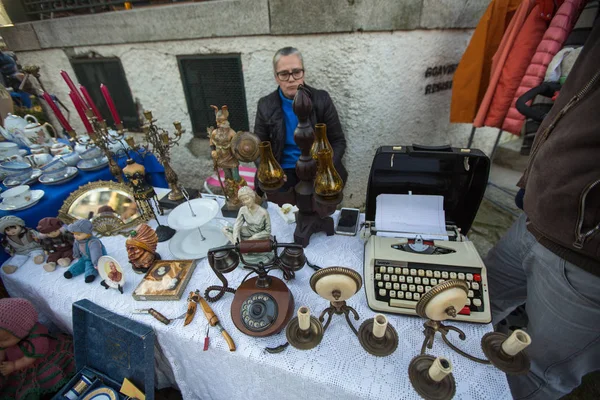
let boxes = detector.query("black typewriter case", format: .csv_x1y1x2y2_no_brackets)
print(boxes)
365,144,490,236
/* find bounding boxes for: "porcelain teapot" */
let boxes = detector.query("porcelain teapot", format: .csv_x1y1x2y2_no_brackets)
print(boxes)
2,114,38,146
23,120,57,147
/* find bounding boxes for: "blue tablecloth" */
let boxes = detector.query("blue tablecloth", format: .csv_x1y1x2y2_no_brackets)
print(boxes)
0,151,167,264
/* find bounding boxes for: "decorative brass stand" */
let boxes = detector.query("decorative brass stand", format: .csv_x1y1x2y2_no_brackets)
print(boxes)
258,86,342,247
127,111,200,209
409,279,533,400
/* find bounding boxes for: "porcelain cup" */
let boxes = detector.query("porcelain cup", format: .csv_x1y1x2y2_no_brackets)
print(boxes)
1,185,32,207
50,143,72,156
0,160,32,177
40,158,68,179
79,146,103,160
0,142,20,159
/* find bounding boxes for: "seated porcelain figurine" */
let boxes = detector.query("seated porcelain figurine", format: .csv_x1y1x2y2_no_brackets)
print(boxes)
223,186,272,263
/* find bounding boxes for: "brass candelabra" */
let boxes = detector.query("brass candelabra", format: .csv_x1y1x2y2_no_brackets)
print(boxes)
126,111,198,209
64,109,126,182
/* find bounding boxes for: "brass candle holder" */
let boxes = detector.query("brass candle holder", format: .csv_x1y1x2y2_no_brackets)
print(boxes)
126,111,200,209
409,280,532,400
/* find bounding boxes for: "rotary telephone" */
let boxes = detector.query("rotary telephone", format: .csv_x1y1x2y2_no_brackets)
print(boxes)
205,238,308,337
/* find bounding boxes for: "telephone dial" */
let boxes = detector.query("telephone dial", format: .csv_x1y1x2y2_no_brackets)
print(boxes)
206,238,308,337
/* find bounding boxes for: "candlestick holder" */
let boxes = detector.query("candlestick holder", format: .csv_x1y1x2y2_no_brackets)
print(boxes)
127,111,200,210
81,109,124,182
257,85,342,247
357,314,398,357
286,306,324,350
408,279,532,399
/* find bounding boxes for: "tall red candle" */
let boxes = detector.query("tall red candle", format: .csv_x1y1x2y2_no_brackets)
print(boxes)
69,91,93,134
41,91,73,132
79,85,104,121
100,84,121,124
60,70,88,108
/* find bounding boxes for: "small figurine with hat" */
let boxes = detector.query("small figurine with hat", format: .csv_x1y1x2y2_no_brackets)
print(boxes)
36,217,74,272
126,224,161,274
64,219,107,283
0,298,76,398
0,216,44,275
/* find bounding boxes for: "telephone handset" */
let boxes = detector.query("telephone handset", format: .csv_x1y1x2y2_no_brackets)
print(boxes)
206,238,306,337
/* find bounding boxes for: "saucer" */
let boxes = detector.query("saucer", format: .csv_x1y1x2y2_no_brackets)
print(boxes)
77,156,109,171
0,189,44,211
169,225,229,260
2,169,42,188
39,167,78,185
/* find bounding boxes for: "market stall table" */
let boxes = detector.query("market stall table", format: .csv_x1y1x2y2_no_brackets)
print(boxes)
1,193,511,399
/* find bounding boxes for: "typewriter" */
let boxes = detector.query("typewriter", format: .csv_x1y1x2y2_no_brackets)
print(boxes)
363,145,492,324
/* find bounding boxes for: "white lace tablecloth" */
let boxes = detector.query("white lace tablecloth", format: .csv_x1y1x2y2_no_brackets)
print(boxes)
2,191,511,400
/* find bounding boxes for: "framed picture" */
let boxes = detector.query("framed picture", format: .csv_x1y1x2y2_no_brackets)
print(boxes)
132,259,197,301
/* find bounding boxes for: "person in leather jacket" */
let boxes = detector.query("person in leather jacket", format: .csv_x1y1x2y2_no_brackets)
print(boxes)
253,47,347,193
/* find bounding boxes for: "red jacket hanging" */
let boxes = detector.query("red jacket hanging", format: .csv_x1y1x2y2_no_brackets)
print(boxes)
474,0,556,128
503,0,586,135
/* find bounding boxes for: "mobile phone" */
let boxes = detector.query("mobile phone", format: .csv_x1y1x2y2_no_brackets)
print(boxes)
336,208,360,236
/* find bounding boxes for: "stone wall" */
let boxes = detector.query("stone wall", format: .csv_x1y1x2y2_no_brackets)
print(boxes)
0,0,499,208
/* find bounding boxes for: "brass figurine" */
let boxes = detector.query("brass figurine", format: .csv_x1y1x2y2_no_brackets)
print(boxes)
209,105,261,217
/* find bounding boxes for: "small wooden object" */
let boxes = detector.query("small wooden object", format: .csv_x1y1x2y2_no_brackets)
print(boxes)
198,295,236,351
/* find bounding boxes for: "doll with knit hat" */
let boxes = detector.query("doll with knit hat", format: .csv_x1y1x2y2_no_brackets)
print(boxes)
63,219,107,283
36,217,74,273
0,216,44,275
0,298,75,399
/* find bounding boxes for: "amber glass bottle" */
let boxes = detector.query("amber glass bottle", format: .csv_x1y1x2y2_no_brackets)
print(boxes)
314,149,343,198
311,123,333,162
257,142,285,190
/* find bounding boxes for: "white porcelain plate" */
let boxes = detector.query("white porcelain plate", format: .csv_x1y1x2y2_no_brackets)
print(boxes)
169,225,229,260
97,255,125,289
0,189,45,211
167,198,220,230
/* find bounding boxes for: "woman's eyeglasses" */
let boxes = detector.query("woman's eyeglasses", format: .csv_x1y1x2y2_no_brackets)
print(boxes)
276,69,304,81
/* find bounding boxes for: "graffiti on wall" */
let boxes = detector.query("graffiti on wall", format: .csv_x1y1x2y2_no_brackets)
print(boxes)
424,63,458,95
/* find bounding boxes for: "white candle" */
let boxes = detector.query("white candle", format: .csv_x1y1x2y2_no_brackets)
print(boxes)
372,314,388,339
298,306,311,331
428,357,453,382
501,329,531,356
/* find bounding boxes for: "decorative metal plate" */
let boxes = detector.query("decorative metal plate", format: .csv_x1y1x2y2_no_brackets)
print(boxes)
415,279,469,319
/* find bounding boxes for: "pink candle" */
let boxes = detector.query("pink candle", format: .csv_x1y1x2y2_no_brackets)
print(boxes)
41,91,73,132
79,85,104,122
69,91,93,134
60,70,88,108
100,84,122,124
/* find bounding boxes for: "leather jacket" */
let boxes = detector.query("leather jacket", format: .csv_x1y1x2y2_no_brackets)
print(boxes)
253,84,348,183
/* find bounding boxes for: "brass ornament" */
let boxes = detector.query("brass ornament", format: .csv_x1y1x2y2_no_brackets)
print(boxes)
309,266,362,299
231,131,261,163
408,355,456,400
286,315,324,350
415,279,469,320
58,181,151,237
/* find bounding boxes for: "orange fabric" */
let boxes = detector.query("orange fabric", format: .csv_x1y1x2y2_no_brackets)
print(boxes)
450,0,522,123
482,2,551,128
474,0,537,127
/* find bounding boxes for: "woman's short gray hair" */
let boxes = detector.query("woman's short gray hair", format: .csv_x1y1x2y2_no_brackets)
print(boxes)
238,186,255,200
273,47,304,71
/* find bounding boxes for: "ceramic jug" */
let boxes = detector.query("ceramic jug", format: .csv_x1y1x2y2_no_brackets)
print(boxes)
3,114,37,146
23,121,57,147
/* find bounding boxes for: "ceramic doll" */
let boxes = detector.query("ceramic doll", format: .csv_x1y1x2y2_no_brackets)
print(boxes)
222,187,272,263
223,186,272,243
36,217,74,273
63,219,106,283
126,224,160,274
0,216,44,274
0,298,75,400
